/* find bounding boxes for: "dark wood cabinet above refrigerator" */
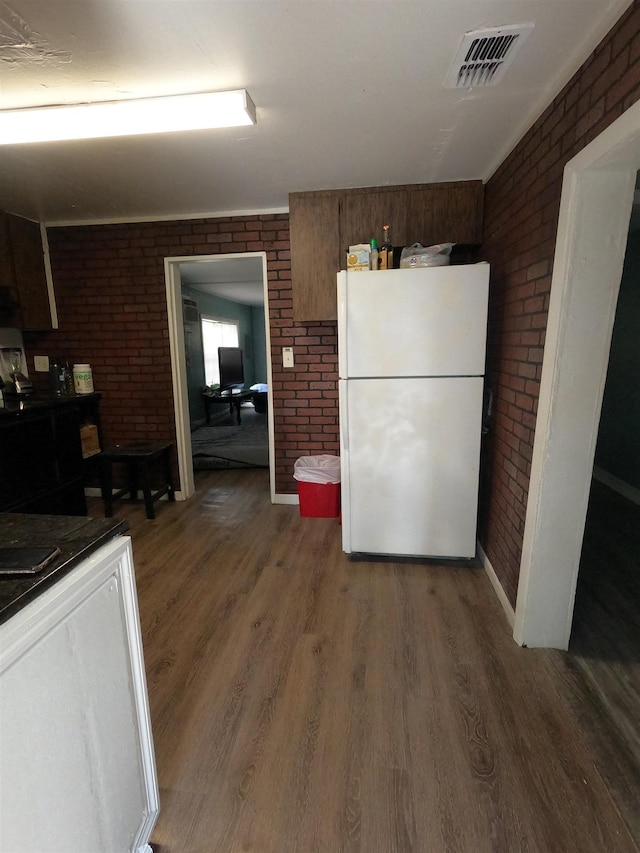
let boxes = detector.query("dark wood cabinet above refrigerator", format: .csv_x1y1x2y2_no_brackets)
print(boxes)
289,193,342,323
289,181,484,322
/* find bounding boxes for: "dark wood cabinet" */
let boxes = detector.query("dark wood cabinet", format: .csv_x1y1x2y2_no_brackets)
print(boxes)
339,188,410,251
0,412,57,511
0,395,102,516
55,406,86,486
290,193,341,322
289,181,484,322
0,212,53,330
404,183,483,246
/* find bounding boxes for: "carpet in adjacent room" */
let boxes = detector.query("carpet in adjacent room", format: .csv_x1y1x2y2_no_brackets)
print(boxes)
191,419,268,469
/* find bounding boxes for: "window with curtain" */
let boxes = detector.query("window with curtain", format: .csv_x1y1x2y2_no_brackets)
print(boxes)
201,317,239,385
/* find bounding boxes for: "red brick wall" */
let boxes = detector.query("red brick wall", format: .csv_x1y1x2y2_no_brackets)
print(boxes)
23,213,339,495
479,0,640,605
270,316,339,493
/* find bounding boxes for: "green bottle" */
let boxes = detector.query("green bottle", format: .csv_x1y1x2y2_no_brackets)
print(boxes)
370,238,379,270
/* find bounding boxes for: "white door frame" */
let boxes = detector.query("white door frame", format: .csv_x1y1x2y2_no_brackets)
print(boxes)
514,99,640,649
164,252,276,503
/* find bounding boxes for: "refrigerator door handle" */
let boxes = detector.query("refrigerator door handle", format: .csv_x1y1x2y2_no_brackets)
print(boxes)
337,271,348,379
339,379,349,451
338,378,351,553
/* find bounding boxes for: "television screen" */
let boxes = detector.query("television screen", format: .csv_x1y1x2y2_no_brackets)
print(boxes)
218,347,244,391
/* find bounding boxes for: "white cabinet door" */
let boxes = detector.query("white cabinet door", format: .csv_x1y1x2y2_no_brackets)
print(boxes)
0,537,159,853
341,376,483,558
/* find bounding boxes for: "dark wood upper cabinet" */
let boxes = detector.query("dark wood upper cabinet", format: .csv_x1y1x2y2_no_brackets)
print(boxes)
290,192,341,323
0,212,54,330
339,188,410,250
289,181,484,322
404,182,484,246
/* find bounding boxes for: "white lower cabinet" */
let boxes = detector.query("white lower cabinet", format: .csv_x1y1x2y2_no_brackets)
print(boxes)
0,536,159,852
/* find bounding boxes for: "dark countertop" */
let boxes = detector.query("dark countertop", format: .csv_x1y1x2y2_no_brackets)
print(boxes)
0,512,128,625
0,390,101,420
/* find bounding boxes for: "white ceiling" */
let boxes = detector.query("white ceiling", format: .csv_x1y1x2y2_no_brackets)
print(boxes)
179,255,265,306
0,0,632,232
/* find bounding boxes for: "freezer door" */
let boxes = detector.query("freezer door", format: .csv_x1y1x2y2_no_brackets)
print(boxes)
338,266,489,379
341,376,484,558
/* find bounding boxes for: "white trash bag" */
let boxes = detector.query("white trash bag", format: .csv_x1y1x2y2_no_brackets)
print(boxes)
294,455,341,484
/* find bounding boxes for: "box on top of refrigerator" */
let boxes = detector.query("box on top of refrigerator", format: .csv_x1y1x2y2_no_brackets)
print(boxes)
346,244,370,271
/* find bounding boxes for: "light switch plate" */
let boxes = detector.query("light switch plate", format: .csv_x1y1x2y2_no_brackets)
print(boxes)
282,347,294,368
34,355,49,372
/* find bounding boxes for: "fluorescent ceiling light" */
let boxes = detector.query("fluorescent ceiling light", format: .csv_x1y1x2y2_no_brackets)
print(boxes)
0,89,256,145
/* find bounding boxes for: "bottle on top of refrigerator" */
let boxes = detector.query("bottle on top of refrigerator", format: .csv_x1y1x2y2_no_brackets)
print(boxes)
380,225,393,270
369,238,379,271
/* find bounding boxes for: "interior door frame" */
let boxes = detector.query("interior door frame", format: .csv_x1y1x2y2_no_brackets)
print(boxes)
164,251,275,503
513,99,640,649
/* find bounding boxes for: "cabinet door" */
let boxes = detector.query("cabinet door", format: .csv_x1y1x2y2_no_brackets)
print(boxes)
8,214,52,329
0,215,13,284
54,406,88,515
55,406,85,483
290,193,341,321
0,407,87,515
339,188,409,251
0,414,57,511
0,215,18,325
405,181,484,246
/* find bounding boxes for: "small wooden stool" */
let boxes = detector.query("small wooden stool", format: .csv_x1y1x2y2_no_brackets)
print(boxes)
100,442,175,520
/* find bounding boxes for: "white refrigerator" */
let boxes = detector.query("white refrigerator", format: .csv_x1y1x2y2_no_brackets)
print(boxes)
338,264,490,559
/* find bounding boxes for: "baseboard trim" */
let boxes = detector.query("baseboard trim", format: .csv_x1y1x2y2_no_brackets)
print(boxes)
592,466,640,506
274,493,299,506
477,541,515,628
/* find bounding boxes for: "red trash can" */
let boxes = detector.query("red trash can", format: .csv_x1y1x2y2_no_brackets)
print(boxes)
293,455,341,518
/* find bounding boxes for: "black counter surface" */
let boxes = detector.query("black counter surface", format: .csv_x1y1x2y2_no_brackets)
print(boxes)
0,390,101,420
0,512,128,624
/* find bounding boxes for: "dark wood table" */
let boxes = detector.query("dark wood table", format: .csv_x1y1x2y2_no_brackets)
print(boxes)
202,388,255,424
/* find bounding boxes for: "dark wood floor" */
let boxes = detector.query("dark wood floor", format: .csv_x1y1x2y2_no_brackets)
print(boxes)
546,478,640,844
91,472,639,852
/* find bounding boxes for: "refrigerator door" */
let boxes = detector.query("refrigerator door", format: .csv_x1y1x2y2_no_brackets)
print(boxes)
337,266,489,379
340,376,483,558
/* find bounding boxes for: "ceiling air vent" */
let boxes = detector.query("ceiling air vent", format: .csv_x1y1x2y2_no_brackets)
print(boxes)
444,23,534,89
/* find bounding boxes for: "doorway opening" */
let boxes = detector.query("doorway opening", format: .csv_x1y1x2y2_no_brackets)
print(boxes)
514,99,640,649
164,252,275,503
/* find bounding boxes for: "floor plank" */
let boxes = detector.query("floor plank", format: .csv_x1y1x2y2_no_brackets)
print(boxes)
90,470,639,852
